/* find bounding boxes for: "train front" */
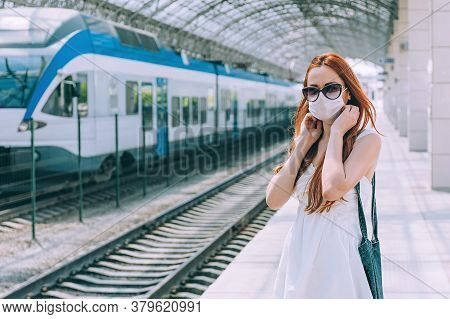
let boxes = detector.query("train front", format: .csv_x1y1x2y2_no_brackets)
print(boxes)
0,7,84,193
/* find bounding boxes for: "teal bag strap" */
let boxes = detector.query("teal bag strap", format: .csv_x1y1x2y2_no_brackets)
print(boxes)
355,171,384,299
354,182,368,240
371,172,378,240
355,171,377,241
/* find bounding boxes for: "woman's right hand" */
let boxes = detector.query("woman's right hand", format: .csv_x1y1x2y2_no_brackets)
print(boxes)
298,113,323,146
266,113,321,210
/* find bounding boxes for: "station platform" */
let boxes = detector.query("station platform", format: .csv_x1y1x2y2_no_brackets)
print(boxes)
201,109,450,299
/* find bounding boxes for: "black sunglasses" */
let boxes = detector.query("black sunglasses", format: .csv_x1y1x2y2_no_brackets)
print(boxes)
302,83,346,102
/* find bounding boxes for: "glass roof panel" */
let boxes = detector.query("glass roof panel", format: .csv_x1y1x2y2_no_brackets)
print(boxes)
5,0,397,78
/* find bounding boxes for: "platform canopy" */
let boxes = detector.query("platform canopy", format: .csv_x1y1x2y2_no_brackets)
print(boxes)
5,0,398,80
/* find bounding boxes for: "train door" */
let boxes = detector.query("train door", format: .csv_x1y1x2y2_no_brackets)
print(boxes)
140,82,153,164
232,93,239,139
156,77,169,156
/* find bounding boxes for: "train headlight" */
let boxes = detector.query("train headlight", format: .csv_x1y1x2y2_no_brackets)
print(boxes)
18,121,30,132
17,120,47,132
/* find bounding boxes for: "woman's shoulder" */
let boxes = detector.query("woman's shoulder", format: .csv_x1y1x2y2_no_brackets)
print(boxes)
355,127,382,164
356,126,380,141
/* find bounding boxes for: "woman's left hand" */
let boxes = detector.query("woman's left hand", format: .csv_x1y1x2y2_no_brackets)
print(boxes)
331,104,359,135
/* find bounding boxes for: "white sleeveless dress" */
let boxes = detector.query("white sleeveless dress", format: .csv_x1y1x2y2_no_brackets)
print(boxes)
272,127,378,299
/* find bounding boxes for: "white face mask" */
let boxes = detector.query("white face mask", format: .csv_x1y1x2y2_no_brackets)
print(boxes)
308,92,345,121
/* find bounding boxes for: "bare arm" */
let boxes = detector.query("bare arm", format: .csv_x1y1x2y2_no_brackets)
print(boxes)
266,111,324,210
322,106,381,201
265,135,314,210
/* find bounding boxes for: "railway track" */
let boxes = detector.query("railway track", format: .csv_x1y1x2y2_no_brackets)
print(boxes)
0,140,281,233
1,151,281,299
0,174,139,233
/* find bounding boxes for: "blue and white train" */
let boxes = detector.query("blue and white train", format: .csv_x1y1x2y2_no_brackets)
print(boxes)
0,7,299,182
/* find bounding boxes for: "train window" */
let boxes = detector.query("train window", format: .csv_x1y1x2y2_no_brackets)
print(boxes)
192,97,199,125
265,108,269,122
156,79,168,130
42,76,73,117
200,97,207,124
126,81,138,115
137,34,159,53
267,93,276,108
207,88,215,110
254,102,260,118
109,77,119,114
231,95,238,122
115,26,160,53
171,96,180,127
49,16,86,47
77,73,88,117
83,15,116,36
141,82,153,130
182,96,190,125
270,108,276,121
220,89,231,111
0,56,47,108
115,27,140,48
258,100,265,117
247,100,254,117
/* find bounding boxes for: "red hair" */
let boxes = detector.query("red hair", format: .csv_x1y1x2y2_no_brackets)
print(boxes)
273,52,383,214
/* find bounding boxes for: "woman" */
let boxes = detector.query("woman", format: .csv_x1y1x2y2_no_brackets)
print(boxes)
266,52,383,298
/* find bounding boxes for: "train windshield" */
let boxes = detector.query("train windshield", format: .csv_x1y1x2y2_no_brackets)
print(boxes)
0,56,47,109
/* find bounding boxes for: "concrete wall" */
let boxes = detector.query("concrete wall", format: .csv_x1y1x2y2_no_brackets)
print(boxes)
384,0,450,190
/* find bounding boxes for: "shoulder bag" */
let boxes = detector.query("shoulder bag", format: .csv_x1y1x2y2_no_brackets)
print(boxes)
355,171,384,299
